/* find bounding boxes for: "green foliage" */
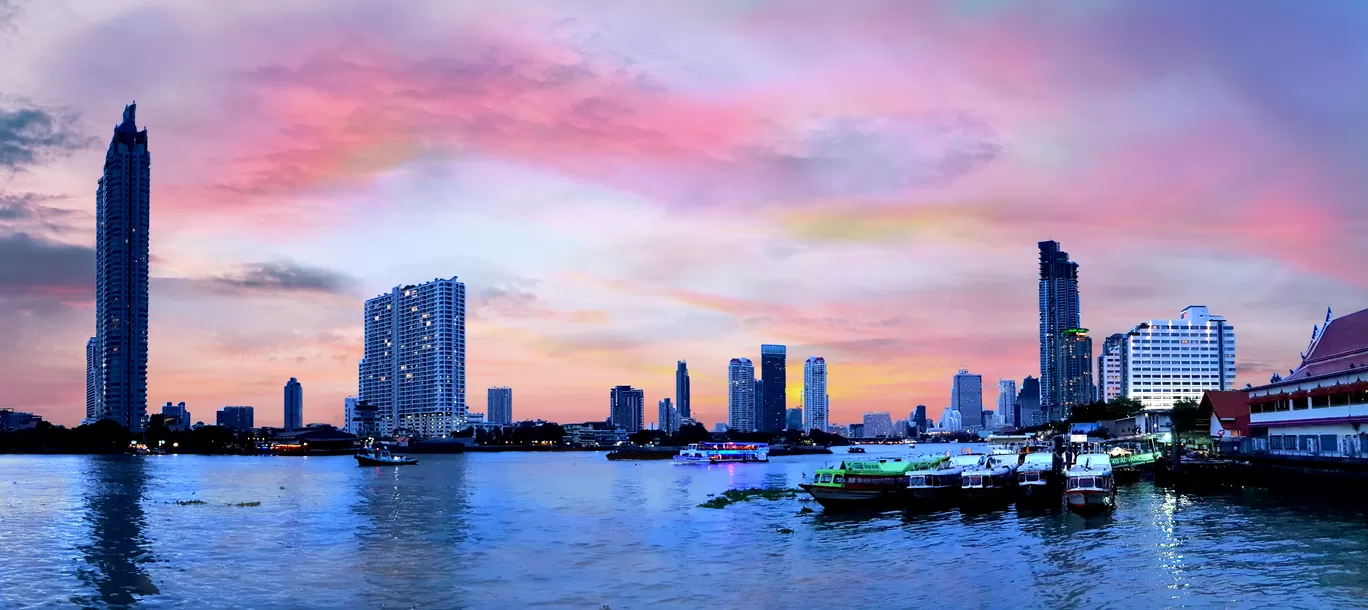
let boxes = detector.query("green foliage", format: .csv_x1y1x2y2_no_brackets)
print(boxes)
1169,398,1208,433
697,487,800,509
1068,398,1147,424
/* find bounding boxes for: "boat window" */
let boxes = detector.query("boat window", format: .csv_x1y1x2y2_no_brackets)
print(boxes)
820,474,833,483
833,475,844,484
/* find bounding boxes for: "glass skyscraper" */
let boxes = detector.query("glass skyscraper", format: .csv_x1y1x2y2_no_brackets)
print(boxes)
727,358,756,432
283,377,303,431
760,344,786,433
675,361,690,420
1038,240,1082,422
94,103,150,431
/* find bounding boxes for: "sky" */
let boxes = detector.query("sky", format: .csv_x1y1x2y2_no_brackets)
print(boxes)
2,0,1367,429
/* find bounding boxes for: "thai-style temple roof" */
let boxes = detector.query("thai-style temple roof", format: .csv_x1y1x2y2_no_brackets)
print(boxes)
1284,307,1368,382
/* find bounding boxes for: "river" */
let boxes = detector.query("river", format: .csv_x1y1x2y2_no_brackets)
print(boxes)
2,445,1366,609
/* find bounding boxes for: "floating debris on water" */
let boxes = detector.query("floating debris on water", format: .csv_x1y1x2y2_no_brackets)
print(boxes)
776,527,794,534
174,499,208,506
797,507,814,514
697,488,799,509
233,501,261,507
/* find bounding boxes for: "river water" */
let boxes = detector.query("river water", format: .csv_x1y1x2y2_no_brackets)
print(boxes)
2,445,1367,609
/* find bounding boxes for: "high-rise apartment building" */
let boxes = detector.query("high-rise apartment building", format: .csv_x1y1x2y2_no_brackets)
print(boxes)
1098,333,1124,402
216,406,254,431
94,103,151,432
487,387,513,424
1038,240,1081,422
913,405,927,433
1018,376,1042,427
85,337,98,424
727,358,756,431
1061,329,1094,411
951,369,984,429
1120,306,1236,410
658,398,678,434
803,356,828,433
609,385,644,432
283,377,303,431
862,412,893,437
760,345,787,433
359,277,466,437
675,361,690,420
996,379,1017,429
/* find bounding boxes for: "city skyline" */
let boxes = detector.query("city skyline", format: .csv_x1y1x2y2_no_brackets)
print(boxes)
5,2,1368,430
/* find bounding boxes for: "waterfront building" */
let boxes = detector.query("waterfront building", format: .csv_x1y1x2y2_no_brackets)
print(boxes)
913,405,927,433
982,409,997,429
760,345,787,433
343,396,357,433
565,422,628,447
1018,376,1042,427
863,412,893,437
786,408,803,431
727,358,757,431
1061,328,1095,413
487,387,513,425
609,385,644,433
803,357,828,433
344,398,381,438
939,407,962,431
216,406,254,431
1120,306,1236,410
1248,307,1368,457
1203,391,1250,447
1039,240,1082,422
675,361,691,420
359,277,466,437
753,377,765,429
893,418,909,437
951,369,983,429
84,337,98,424
0,410,43,432
713,423,728,434
848,423,865,438
1098,333,1124,402
658,398,678,435
283,377,303,432
996,379,1017,428
160,401,190,431
94,103,151,432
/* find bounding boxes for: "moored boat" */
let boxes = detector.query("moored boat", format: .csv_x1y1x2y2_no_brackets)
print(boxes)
356,445,418,466
1065,453,1116,513
1106,435,1163,480
801,456,945,510
847,446,867,454
673,442,769,464
1016,452,1061,504
961,453,1018,505
907,453,984,505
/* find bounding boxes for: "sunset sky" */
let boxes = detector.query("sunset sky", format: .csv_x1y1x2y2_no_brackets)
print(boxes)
3,0,1366,429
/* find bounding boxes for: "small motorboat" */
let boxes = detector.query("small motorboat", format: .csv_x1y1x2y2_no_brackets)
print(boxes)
356,445,418,466
1016,452,1061,505
847,446,867,454
1065,453,1116,513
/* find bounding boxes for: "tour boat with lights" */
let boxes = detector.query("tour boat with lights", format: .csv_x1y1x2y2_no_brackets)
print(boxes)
674,442,769,464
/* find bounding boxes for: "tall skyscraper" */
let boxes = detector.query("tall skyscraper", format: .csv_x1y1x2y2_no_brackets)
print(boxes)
1018,376,1042,427
913,405,927,433
727,358,756,431
1061,329,1094,411
760,344,787,433
753,377,764,428
1120,306,1237,410
803,356,828,433
1098,333,1124,402
216,406,254,431
359,277,466,437
951,369,984,429
610,385,644,432
94,103,151,432
283,377,303,431
487,387,513,424
658,398,678,434
996,379,1017,429
675,361,691,420
84,337,98,424
1039,240,1082,422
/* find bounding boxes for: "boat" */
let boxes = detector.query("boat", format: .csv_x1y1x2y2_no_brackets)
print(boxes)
907,453,984,505
355,445,418,466
847,446,867,454
673,442,769,464
800,456,945,510
1105,435,1163,478
1016,452,1061,504
1065,453,1116,512
961,453,1018,504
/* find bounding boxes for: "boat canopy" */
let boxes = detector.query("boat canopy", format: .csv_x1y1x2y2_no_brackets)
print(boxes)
1021,453,1053,468
1070,453,1114,473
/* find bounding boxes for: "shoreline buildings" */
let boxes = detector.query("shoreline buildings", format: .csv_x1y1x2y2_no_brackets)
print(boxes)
487,387,513,425
93,103,151,432
160,402,190,431
1038,241,1082,422
216,406,254,431
1120,306,1236,410
283,378,303,432
728,358,756,431
658,398,678,434
803,356,828,433
610,385,644,433
359,277,467,437
760,345,787,433
1017,376,1041,428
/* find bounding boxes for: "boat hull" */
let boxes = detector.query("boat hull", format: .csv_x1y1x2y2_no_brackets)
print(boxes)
1066,490,1115,513
356,454,418,466
800,484,907,510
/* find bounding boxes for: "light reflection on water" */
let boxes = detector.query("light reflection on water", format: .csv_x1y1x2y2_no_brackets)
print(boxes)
1,446,1367,609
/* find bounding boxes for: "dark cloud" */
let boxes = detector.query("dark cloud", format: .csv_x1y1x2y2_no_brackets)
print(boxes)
207,262,355,295
0,231,93,297
0,192,85,234
0,103,93,171
0,0,19,35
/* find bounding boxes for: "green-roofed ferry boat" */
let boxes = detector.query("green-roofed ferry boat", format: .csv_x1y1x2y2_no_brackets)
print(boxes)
800,456,948,510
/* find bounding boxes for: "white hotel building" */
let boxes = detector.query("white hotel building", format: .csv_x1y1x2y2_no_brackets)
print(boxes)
359,277,467,437
1120,306,1236,410
728,358,756,432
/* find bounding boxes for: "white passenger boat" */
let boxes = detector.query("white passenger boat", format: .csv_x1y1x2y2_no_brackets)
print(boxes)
1065,453,1116,512
962,453,1018,504
674,442,769,464
907,453,984,504
1016,452,1060,504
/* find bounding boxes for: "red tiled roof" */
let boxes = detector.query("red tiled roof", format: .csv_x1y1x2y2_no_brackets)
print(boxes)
1285,307,1368,382
1202,390,1248,435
